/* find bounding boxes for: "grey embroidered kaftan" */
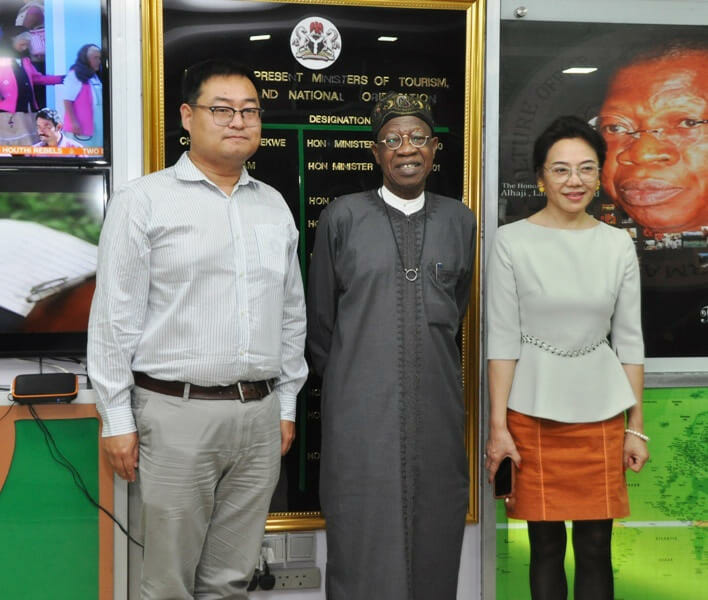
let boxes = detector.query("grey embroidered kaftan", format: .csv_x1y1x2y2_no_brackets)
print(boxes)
307,189,476,600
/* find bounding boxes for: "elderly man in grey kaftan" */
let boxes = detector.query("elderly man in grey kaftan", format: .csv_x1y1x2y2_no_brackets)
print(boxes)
307,93,476,600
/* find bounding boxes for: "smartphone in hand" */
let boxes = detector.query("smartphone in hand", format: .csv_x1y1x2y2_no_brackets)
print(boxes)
493,456,515,498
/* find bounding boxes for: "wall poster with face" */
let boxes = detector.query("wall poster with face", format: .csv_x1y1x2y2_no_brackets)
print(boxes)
143,0,485,530
499,20,708,358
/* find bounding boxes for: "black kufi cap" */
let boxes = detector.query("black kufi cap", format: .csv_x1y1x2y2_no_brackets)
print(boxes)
370,92,434,139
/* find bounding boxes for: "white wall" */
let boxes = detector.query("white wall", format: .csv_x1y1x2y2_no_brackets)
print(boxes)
109,1,144,597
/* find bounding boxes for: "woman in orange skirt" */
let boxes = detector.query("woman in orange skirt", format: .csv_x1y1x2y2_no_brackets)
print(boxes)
485,116,650,600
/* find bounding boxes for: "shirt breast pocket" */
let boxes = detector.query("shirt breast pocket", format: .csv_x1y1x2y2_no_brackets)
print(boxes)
424,262,460,328
254,224,289,277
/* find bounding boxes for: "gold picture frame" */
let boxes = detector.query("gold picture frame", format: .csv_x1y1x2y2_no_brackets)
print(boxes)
141,0,484,531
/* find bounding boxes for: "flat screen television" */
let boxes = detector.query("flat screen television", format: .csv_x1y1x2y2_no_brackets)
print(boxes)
0,167,108,356
0,0,109,165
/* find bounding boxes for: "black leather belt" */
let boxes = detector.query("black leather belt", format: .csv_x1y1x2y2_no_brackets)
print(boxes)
133,372,273,402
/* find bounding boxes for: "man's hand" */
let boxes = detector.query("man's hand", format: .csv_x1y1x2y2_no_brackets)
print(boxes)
280,420,296,456
102,432,139,481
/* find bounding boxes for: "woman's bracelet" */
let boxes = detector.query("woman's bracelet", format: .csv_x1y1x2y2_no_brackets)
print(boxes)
625,428,650,442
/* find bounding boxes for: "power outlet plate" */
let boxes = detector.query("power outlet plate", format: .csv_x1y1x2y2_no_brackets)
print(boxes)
268,567,321,590
261,533,286,565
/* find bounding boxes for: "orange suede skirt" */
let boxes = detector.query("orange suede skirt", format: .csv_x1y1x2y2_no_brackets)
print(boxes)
506,409,629,521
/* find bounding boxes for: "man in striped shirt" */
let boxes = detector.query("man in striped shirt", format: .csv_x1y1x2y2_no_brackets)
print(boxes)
88,60,307,600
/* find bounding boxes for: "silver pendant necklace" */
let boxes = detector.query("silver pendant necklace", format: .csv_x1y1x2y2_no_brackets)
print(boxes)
379,189,426,282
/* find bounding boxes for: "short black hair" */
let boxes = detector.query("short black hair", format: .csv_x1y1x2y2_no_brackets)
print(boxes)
36,108,61,126
181,59,261,104
532,115,606,175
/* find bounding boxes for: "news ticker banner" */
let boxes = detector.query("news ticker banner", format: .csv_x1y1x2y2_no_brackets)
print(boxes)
0,145,103,157
162,1,471,513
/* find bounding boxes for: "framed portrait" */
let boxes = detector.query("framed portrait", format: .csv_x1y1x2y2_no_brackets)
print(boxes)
142,0,484,530
488,6,707,598
498,20,708,359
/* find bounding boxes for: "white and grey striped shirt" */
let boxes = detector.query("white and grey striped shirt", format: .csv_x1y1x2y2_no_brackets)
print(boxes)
87,153,307,436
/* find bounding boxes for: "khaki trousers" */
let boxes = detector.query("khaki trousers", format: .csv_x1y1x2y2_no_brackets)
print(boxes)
131,386,281,600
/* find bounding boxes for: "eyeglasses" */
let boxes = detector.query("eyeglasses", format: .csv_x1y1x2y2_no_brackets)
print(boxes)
595,116,708,147
543,163,600,184
189,104,264,127
376,132,431,150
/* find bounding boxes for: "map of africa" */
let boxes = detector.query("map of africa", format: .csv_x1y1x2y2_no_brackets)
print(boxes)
496,387,707,599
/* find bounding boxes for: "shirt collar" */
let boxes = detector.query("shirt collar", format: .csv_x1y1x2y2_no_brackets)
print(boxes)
174,151,252,192
380,186,425,215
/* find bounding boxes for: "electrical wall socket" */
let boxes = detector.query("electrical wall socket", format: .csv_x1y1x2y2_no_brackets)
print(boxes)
261,534,286,565
261,532,317,566
286,532,316,562
270,567,321,590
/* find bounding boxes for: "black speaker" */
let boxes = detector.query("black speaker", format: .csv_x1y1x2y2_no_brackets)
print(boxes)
11,373,79,405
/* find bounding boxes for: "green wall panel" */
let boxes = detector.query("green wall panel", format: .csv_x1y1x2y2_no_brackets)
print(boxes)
496,387,708,599
0,418,99,600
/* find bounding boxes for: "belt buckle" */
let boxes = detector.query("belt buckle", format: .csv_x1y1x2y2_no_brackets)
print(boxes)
237,381,246,403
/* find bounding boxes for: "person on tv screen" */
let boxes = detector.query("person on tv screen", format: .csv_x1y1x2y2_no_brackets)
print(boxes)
15,1,44,30
63,43,102,147
15,0,45,63
307,92,477,600
88,59,307,599
0,26,63,145
33,107,83,152
597,45,708,233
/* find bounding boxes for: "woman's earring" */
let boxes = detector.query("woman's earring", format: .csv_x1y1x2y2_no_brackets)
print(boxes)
538,182,545,194
596,180,601,191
